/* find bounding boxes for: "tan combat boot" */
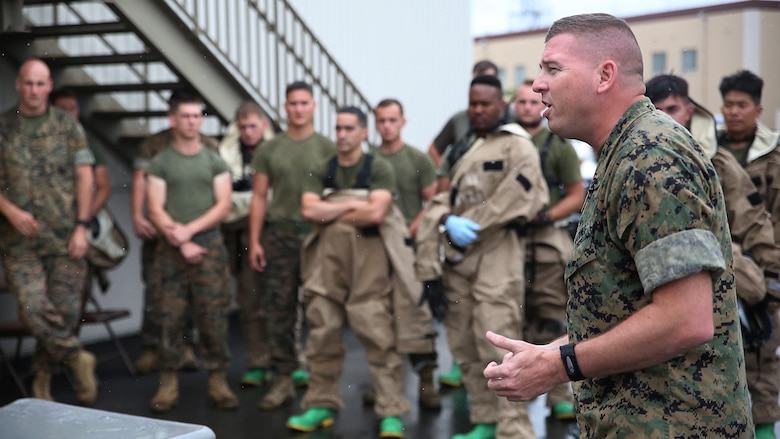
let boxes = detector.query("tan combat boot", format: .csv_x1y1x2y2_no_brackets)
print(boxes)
207,370,239,410
258,373,295,410
69,350,97,406
134,349,159,375
419,364,442,409
150,370,179,413
31,371,54,401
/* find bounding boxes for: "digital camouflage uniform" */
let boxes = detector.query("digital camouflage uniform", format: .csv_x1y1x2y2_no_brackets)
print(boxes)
218,125,270,371
416,123,548,438
719,120,780,425
370,143,438,364
133,129,218,351
145,146,232,371
525,126,581,409
299,153,411,417
251,132,336,375
0,106,95,373
566,98,752,437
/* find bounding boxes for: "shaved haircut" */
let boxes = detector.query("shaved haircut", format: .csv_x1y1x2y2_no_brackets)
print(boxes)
546,13,644,83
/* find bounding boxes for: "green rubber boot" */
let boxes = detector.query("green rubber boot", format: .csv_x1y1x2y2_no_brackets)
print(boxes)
452,423,497,439
552,401,576,420
380,416,404,438
287,407,335,433
756,423,777,439
438,361,463,387
240,368,269,387
292,368,310,387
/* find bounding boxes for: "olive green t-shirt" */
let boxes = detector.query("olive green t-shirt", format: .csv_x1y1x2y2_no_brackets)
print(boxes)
146,146,230,224
302,153,396,196
531,127,583,207
370,144,435,225
252,132,336,223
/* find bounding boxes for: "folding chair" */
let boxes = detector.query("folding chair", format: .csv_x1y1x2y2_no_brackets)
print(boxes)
79,267,136,377
0,319,32,398
0,268,32,397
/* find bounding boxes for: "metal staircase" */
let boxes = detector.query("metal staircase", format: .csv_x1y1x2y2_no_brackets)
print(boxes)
0,0,372,162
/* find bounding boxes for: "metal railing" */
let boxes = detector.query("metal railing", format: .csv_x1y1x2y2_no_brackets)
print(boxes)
164,0,374,138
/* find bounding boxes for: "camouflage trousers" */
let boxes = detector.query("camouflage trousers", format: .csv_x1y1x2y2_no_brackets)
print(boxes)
139,237,198,350
260,223,308,374
152,231,231,371
1,252,87,373
222,218,269,369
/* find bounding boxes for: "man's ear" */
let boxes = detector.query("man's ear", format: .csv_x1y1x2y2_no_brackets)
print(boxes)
596,60,617,94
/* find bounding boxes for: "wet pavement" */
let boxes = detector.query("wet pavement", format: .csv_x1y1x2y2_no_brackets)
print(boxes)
0,316,579,438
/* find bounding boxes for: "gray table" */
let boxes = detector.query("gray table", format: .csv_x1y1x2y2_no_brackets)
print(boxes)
0,398,215,438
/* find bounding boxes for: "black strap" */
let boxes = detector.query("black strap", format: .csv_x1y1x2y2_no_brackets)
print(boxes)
539,131,558,189
323,153,375,190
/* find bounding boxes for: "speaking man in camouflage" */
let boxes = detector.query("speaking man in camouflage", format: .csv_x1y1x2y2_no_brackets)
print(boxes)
484,14,752,438
416,74,548,439
0,58,97,406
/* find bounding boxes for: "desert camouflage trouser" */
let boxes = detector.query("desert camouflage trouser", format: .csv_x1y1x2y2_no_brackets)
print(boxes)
2,252,87,373
153,231,232,371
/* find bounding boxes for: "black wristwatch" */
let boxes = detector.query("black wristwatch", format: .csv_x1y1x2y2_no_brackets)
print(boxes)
76,219,92,228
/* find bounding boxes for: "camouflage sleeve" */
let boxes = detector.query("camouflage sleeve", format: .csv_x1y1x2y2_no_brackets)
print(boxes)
635,229,725,294
613,129,727,293
69,120,95,167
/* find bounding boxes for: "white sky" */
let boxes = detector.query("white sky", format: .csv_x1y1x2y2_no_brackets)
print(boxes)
472,0,727,36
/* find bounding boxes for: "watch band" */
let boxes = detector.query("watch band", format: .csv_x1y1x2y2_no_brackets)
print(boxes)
560,343,586,381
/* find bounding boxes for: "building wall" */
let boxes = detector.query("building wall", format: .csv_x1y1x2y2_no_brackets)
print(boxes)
474,3,780,131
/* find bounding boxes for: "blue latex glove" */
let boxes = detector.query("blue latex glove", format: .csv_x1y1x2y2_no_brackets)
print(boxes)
444,215,481,247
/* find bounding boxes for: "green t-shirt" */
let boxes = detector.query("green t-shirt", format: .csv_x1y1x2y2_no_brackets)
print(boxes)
719,142,750,167
146,146,230,224
370,144,436,225
302,153,396,196
252,132,336,223
531,127,582,207
87,134,107,167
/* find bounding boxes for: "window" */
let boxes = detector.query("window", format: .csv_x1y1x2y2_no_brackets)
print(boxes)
514,65,526,85
682,49,697,73
652,52,666,76
497,67,506,85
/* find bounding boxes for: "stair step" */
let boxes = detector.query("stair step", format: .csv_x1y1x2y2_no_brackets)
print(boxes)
40,53,163,67
32,22,129,37
92,110,168,119
66,82,181,94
